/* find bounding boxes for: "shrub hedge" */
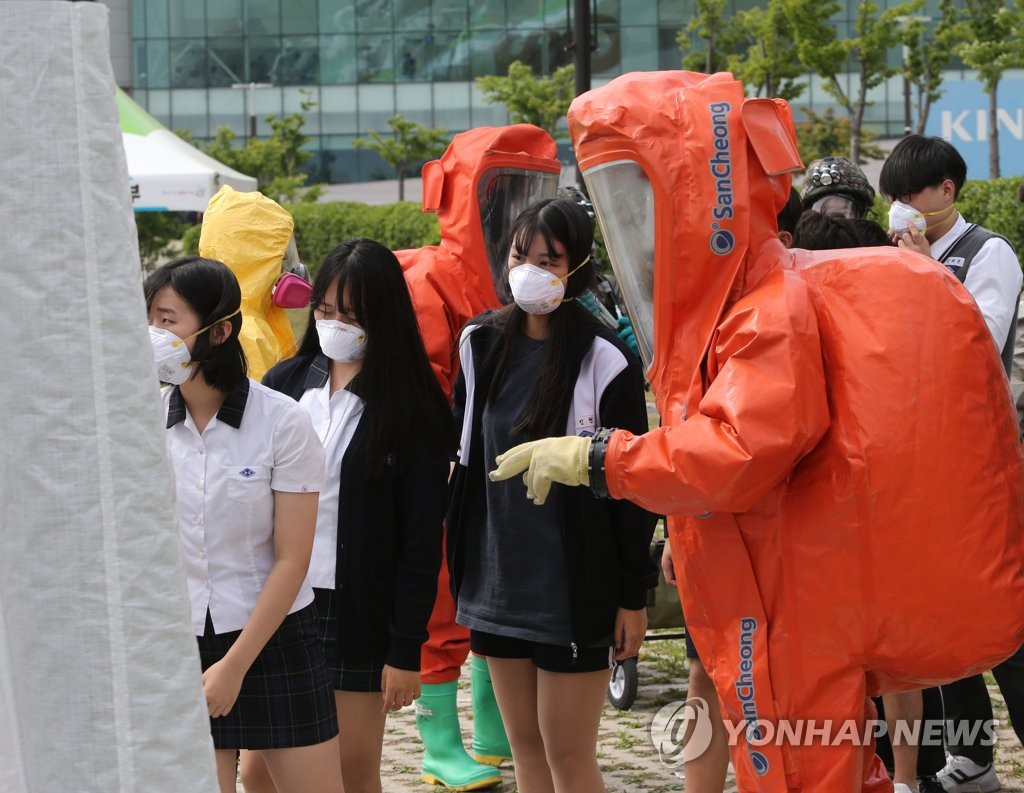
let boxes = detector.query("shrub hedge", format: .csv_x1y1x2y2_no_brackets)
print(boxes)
181,200,440,277
181,179,1022,279
956,177,1024,258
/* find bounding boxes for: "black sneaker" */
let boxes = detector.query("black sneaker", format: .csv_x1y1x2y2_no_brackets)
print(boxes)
918,774,947,793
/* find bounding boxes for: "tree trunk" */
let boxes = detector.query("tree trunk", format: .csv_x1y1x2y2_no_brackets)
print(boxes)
988,82,1000,179
398,166,406,201
850,68,867,165
914,65,932,136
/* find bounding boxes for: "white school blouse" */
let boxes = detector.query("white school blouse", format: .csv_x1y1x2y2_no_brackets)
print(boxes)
298,380,365,589
163,379,325,635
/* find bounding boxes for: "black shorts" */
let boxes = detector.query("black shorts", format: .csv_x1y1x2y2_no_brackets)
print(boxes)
197,603,338,750
313,587,384,692
685,629,700,660
470,629,613,674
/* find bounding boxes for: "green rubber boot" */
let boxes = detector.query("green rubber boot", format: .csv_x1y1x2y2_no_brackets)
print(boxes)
469,655,513,766
415,681,501,790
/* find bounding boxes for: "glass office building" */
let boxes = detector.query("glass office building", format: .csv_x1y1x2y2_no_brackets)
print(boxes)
125,0,959,183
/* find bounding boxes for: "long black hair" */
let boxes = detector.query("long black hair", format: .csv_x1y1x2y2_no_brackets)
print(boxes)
144,256,247,393
484,197,598,440
297,238,455,475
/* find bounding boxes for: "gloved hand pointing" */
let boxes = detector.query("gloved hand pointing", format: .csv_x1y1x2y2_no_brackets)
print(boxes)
490,436,592,505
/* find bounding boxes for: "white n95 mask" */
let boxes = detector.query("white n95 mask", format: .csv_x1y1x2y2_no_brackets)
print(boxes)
149,326,194,385
316,319,367,362
887,200,928,234
508,263,567,315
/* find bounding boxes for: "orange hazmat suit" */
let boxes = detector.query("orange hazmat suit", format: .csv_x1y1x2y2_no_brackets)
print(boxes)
568,71,1024,792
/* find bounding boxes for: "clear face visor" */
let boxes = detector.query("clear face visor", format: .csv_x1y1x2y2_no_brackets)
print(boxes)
271,236,312,309
582,160,655,369
283,236,309,282
811,194,860,220
477,168,560,302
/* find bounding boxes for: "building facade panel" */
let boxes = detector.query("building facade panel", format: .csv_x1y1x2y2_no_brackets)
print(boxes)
112,0,1006,184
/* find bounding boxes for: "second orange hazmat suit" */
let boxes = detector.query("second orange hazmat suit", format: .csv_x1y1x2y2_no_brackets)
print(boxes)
496,71,1024,792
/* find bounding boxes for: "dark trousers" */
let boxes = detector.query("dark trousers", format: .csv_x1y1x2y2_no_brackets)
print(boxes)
941,642,1024,766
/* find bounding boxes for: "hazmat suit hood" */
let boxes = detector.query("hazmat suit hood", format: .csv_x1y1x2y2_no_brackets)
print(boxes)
396,125,561,392
199,185,297,379
570,71,800,425
414,124,562,304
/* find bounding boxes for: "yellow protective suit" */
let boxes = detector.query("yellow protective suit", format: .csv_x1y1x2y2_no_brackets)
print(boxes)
571,71,1024,792
395,124,562,683
198,185,297,380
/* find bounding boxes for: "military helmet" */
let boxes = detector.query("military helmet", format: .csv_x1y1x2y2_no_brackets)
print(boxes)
800,157,876,218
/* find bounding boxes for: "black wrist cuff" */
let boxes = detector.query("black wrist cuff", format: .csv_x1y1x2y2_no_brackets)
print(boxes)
588,427,614,499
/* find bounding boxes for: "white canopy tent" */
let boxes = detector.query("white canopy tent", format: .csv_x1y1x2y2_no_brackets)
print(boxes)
118,88,257,212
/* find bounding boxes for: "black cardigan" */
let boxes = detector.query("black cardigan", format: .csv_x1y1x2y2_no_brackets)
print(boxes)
447,314,659,646
264,354,447,671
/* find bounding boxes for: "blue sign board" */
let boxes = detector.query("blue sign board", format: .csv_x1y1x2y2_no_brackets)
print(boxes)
925,77,1024,178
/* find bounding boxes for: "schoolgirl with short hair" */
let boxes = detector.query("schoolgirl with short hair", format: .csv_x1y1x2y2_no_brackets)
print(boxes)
145,256,343,793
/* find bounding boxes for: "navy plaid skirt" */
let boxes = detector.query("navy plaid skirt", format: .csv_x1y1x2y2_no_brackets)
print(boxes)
313,587,384,693
197,602,338,749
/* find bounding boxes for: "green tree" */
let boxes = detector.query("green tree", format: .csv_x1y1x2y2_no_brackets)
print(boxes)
180,91,323,203
134,212,187,272
677,0,743,73
955,0,1024,178
475,61,576,139
352,115,449,202
795,106,886,164
725,0,805,101
787,0,926,164
898,0,964,135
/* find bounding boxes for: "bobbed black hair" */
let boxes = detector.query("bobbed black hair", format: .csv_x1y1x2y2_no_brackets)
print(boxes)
879,134,967,201
485,197,602,440
852,218,895,247
792,211,861,251
297,238,455,475
144,256,247,393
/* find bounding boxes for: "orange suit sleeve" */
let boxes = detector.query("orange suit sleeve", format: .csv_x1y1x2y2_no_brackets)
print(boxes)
606,271,831,516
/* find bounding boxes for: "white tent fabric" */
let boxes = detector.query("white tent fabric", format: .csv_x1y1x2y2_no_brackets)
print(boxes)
123,128,259,213
119,92,257,213
0,3,217,791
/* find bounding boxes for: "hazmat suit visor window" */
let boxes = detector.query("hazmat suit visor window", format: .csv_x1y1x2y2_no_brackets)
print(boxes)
583,160,655,369
478,168,560,302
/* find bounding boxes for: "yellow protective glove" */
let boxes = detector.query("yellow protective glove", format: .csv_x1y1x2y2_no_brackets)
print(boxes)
489,436,591,506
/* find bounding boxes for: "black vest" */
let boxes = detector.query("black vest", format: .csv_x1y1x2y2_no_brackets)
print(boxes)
940,224,1019,376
